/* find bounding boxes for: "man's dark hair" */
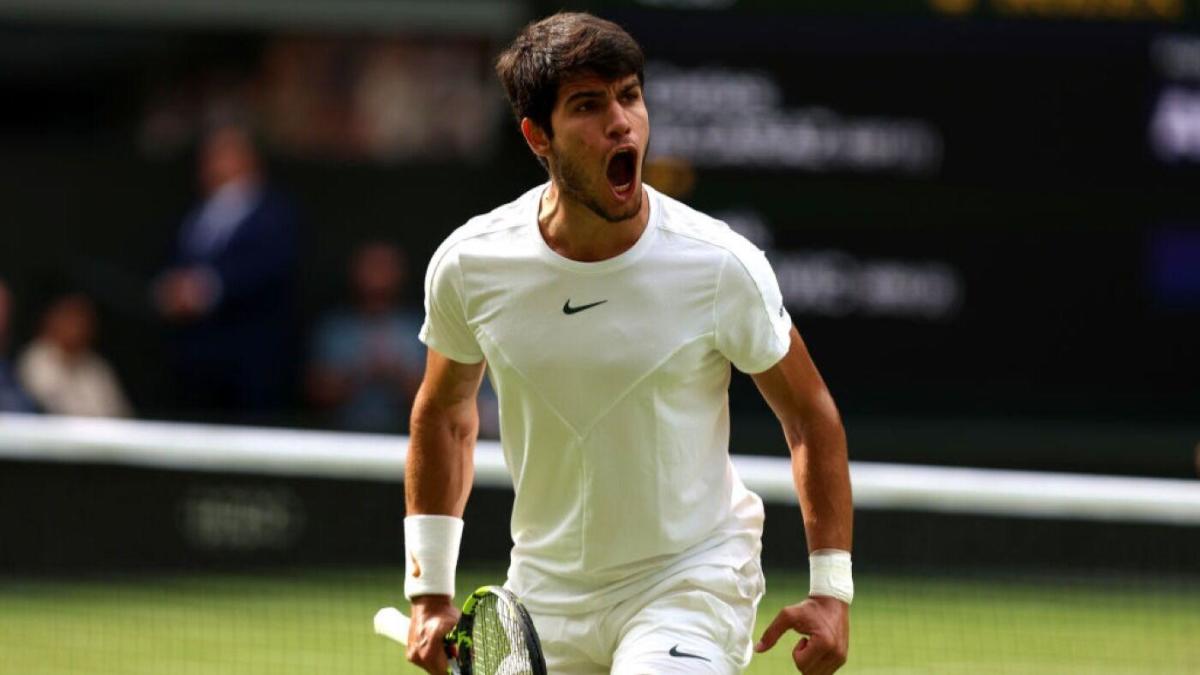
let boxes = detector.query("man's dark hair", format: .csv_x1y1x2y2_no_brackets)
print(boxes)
495,12,644,139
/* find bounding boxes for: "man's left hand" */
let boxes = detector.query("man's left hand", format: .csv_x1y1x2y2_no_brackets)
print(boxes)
754,595,849,674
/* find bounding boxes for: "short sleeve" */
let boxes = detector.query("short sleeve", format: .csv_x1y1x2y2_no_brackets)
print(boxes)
714,248,792,374
418,246,485,364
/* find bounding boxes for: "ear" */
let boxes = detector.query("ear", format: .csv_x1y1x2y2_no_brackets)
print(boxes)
520,118,551,161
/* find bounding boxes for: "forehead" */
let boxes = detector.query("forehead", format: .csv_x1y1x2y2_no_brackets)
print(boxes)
556,72,640,101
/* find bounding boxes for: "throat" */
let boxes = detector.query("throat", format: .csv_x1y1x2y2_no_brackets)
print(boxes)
542,222,645,262
539,183,648,262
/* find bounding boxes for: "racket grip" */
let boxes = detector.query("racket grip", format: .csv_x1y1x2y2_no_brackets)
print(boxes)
374,607,411,645
375,606,462,675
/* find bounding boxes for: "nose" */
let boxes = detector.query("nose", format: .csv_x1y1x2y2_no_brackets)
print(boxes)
605,99,632,139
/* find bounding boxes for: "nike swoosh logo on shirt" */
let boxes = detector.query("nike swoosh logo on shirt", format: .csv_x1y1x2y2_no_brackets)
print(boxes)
562,299,607,315
668,645,711,661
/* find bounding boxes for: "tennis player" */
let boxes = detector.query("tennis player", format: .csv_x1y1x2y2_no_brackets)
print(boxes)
403,12,852,675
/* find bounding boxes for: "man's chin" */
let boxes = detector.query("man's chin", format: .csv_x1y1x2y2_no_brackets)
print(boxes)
597,185,642,223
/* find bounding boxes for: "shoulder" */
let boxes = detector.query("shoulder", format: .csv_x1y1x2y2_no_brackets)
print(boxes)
650,186,771,276
16,341,50,367
242,187,299,240
15,341,54,382
426,184,541,272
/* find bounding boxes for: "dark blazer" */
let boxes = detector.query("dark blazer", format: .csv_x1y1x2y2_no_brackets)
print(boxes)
0,358,36,413
167,186,299,414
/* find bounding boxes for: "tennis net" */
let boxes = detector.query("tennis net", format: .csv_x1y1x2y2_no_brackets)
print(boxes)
1,413,1197,674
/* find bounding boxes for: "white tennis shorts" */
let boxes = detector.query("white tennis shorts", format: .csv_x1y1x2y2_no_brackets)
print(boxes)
527,559,765,674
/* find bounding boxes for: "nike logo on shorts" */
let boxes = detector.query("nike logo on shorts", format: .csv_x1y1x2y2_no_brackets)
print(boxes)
668,644,711,661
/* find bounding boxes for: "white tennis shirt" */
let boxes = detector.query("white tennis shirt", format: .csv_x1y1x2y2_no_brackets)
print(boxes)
420,183,793,614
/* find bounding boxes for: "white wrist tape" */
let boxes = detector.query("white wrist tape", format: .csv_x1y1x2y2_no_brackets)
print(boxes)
403,515,464,600
809,549,854,605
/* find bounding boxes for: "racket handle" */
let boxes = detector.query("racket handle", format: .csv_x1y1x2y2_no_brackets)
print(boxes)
374,607,411,645
375,606,462,675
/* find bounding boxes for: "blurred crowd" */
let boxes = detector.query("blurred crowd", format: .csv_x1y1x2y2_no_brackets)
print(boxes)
0,121,465,435
140,36,496,163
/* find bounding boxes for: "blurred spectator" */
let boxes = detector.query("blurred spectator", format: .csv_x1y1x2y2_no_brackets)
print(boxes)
307,242,424,433
0,280,37,412
17,293,131,417
154,122,299,419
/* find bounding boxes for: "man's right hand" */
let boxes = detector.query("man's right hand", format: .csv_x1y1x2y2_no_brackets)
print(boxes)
406,595,460,674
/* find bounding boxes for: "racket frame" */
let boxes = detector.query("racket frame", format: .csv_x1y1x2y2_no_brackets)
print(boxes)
450,585,547,675
373,585,546,675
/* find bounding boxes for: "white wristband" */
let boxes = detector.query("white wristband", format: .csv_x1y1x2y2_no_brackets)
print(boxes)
404,515,464,600
809,549,854,605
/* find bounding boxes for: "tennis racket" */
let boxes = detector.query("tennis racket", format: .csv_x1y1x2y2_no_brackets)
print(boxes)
374,585,547,675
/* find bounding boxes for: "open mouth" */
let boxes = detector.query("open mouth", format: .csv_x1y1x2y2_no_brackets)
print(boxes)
606,148,637,198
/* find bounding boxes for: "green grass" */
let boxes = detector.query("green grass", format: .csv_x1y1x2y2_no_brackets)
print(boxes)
2,567,1197,674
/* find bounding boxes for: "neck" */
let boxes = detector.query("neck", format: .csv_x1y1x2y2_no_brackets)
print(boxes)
538,182,649,263
207,174,261,199
46,339,84,362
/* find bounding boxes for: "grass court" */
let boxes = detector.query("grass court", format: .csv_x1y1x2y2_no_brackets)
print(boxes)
2,567,1196,674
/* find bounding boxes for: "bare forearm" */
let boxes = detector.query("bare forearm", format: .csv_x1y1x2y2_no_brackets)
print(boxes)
404,396,478,517
751,328,853,672
788,402,853,552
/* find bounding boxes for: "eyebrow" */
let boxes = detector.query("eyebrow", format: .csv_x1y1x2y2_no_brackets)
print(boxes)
564,89,605,105
562,77,641,106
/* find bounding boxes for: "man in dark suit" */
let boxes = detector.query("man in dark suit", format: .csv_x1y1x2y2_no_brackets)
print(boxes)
155,123,299,419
